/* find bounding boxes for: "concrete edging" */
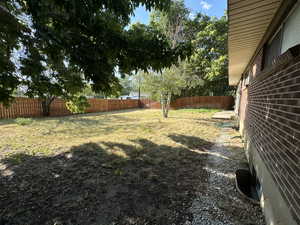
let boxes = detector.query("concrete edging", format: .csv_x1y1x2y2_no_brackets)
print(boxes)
243,134,297,225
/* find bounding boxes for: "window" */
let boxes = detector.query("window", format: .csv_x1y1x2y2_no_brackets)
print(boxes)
263,2,300,68
264,29,282,68
281,3,300,53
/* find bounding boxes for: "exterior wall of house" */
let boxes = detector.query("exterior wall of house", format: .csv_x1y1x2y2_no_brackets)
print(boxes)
238,45,300,224
236,3,300,224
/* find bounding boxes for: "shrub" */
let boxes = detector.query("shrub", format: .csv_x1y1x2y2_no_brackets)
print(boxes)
66,95,90,114
15,118,33,126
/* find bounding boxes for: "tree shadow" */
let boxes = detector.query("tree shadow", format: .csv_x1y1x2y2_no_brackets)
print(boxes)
0,136,216,225
0,132,254,225
168,134,214,150
167,116,227,130
0,119,16,126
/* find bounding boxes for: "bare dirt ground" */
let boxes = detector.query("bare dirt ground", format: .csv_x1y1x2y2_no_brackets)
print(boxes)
0,109,264,225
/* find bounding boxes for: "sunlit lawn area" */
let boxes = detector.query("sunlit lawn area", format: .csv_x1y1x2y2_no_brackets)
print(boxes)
0,109,223,225
0,109,221,160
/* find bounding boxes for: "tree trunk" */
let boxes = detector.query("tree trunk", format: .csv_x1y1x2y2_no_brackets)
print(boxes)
138,87,141,100
165,92,171,118
161,93,166,118
161,92,171,118
41,97,54,117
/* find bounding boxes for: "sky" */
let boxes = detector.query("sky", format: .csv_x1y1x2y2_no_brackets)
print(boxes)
131,0,227,24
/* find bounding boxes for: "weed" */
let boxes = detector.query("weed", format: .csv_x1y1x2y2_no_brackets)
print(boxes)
28,147,53,156
15,118,33,126
6,153,26,165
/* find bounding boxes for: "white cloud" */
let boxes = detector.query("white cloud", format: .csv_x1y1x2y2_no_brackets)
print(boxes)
200,1,212,10
189,12,196,19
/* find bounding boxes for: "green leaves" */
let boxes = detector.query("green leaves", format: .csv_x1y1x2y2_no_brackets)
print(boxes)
0,4,25,106
66,95,90,114
139,63,189,101
1,0,192,106
150,0,190,46
182,14,234,96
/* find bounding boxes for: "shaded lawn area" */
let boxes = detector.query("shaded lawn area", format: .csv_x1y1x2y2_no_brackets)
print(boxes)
0,109,222,225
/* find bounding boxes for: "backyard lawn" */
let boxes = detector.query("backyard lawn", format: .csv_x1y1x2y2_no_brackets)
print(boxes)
0,109,263,225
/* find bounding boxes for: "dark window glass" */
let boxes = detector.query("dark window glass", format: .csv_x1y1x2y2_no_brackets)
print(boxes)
281,3,300,53
263,29,282,68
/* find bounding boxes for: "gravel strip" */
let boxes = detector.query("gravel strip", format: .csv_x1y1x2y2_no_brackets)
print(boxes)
188,123,265,225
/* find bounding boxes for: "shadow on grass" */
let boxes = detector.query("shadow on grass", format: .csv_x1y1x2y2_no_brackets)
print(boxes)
0,135,221,225
168,134,213,150
168,116,224,124
0,119,16,126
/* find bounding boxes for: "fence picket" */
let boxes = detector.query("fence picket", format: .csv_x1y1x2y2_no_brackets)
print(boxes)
0,96,233,119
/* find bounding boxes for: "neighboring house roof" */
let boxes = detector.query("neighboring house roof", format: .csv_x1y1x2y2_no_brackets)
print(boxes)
228,0,283,85
129,92,149,97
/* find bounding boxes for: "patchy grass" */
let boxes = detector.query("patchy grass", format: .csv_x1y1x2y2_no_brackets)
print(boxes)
0,109,220,159
14,117,33,126
177,108,221,113
0,109,223,225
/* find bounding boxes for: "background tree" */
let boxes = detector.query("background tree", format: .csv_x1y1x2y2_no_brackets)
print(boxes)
80,85,106,99
149,1,233,97
181,14,235,96
145,0,202,117
119,77,134,96
150,0,190,48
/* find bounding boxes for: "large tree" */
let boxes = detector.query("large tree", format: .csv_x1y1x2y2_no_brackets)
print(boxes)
0,4,25,106
182,14,234,96
150,0,190,48
150,3,233,97
0,0,191,107
144,0,202,117
19,37,86,116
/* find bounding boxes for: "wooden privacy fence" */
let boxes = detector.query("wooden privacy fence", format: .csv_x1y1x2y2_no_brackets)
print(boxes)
140,96,234,110
0,98,140,119
0,96,234,119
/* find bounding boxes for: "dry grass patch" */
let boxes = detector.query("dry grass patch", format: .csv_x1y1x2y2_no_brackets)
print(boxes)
0,109,223,225
0,109,220,158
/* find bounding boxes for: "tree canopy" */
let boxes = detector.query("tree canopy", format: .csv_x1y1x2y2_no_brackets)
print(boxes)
148,1,233,98
135,1,232,118
182,14,233,96
150,0,190,47
0,0,191,107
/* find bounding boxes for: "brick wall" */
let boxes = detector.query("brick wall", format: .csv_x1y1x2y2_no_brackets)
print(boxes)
240,50,300,223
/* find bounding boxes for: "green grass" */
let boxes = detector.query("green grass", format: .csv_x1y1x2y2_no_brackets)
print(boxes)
15,117,33,126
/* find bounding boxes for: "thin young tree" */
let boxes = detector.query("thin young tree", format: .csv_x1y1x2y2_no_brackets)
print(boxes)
140,64,188,118
147,0,201,116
